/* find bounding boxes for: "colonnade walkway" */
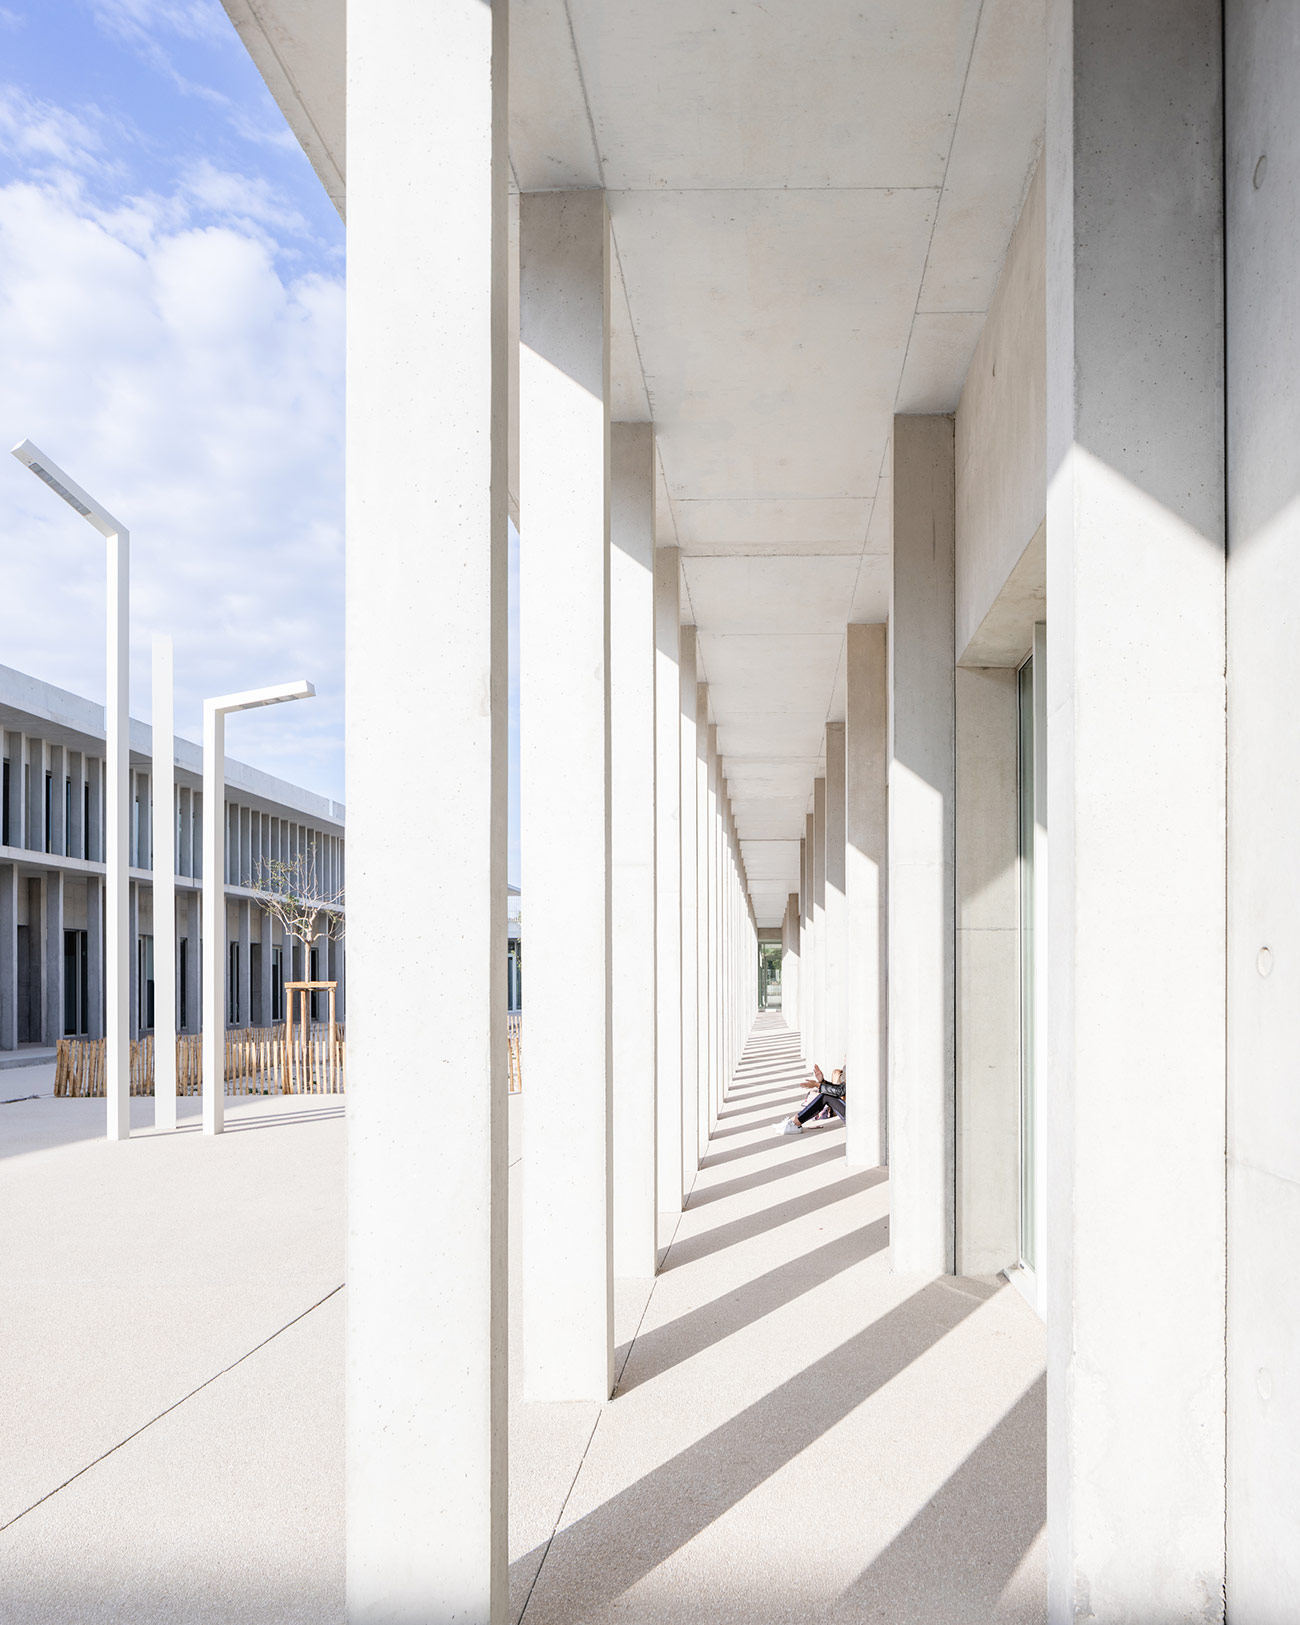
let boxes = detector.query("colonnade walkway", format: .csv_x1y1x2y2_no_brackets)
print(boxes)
509,1014,1048,1625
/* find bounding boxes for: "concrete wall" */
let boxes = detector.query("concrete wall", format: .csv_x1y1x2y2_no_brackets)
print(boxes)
955,159,1046,666
1225,1,1300,1608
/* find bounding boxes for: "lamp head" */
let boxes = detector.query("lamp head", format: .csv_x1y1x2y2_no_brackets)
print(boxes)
11,439,125,538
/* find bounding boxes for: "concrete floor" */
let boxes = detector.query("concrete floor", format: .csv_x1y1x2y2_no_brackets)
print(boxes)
0,1017,1045,1622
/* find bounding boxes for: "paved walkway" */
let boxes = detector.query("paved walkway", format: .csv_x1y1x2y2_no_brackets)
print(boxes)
0,1018,1044,1622
511,1015,1047,1624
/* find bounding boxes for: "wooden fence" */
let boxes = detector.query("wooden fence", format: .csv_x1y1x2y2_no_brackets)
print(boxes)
56,1020,519,1097
507,1013,522,1094
54,1026,347,1099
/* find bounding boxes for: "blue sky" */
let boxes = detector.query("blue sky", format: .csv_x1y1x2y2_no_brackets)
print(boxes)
0,0,521,882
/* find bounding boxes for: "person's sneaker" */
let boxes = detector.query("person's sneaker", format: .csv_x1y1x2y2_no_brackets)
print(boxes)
778,1116,803,1136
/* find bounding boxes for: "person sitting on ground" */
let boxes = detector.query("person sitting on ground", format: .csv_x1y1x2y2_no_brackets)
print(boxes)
800,1064,835,1120
778,1066,845,1135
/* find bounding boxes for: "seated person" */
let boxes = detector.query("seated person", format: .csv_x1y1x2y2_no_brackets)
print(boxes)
779,1066,845,1135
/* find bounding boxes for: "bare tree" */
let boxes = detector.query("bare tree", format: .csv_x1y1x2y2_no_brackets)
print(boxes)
254,841,345,969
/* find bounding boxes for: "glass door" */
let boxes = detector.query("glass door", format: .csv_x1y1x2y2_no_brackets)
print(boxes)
1016,625,1048,1313
1017,656,1037,1271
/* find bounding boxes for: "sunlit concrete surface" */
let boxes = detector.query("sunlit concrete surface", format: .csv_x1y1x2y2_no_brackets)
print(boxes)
513,1013,1046,1625
0,1091,347,1624
1,1019,1043,1623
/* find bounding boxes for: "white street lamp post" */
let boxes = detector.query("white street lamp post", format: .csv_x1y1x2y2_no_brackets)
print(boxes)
203,680,315,1135
152,634,177,1131
11,439,131,1141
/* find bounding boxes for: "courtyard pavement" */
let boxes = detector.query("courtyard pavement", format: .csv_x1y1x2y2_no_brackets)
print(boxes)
0,1017,1045,1622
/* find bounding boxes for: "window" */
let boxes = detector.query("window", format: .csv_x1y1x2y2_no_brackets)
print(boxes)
271,946,284,1022
228,941,241,1026
84,781,91,859
44,771,52,853
65,778,71,854
2,757,8,846
179,937,189,1030
63,929,89,1035
138,935,154,1032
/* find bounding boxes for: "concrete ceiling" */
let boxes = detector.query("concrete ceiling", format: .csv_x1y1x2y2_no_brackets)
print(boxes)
223,0,1045,925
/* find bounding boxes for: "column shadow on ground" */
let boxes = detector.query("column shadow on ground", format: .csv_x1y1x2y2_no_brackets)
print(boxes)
828,1374,1046,1624
512,1279,1002,1613
617,1215,889,1392
666,1167,888,1270
685,1138,846,1208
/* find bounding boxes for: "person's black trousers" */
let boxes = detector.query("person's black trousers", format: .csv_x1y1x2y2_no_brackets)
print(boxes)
796,1091,846,1125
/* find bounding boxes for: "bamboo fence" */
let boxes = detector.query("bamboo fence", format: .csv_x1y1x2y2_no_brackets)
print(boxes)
507,1013,523,1094
54,1026,347,1099
55,1019,521,1097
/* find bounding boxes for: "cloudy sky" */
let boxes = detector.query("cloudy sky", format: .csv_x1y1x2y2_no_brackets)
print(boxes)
0,0,522,881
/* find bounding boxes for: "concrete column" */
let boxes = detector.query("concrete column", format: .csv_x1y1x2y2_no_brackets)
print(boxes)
799,834,810,1055
345,0,510,1615
679,627,700,1181
258,907,273,1030
184,888,200,1034
953,666,1018,1272
153,637,176,1127
823,724,847,1069
695,680,710,1158
26,739,43,851
782,892,799,1032
889,414,955,1277
846,623,887,1169
0,864,15,1049
68,752,85,861
1045,2,1226,1615
654,547,683,1219
85,873,103,1040
236,898,252,1030
1227,1,1300,1607
811,778,827,1067
85,755,101,864
610,421,657,1279
706,726,720,1126
520,188,613,1402
178,788,193,878
43,871,63,1044
136,772,150,871
48,746,65,857
128,879,139,1040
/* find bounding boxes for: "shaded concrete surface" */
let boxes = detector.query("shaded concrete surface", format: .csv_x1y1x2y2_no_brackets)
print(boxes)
513,1015,1047,1624
1,1019,1044,1623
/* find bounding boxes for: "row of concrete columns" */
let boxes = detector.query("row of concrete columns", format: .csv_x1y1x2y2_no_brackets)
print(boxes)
344,27,757,1601
517,191,757,1401
2,729,103,862
342,2,1260,1620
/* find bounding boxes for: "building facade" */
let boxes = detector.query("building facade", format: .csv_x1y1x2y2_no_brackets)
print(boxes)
0,664,346,1057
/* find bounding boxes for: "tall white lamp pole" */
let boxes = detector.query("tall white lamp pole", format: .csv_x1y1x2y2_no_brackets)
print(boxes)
152,634,177,1131
203,679,314,1135
12,439,131,1141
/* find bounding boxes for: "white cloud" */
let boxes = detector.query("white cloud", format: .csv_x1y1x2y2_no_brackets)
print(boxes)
0,86,112,173
0,170,345,799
